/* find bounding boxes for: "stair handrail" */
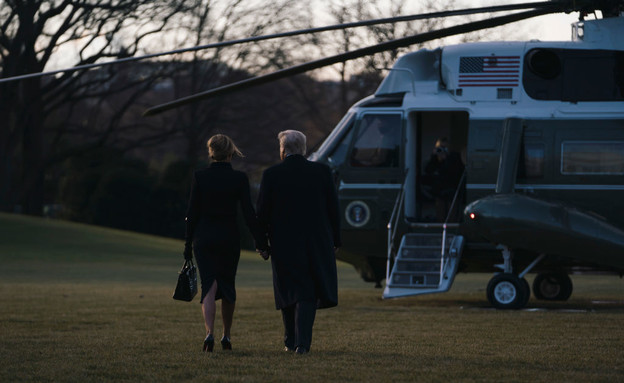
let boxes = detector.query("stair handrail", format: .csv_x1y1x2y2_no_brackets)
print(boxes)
440,170,466,281
386,177,406,282
443,169,467,225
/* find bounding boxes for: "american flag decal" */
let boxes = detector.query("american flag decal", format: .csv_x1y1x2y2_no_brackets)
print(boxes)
459,56,520,87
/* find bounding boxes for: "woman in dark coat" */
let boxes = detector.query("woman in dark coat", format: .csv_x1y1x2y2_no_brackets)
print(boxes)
184,134,268,352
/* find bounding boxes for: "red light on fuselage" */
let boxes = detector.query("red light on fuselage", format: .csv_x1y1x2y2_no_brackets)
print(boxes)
469,212,476,220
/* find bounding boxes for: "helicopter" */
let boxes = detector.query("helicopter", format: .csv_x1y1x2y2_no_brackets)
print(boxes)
311,9,624,310
5,0,623,309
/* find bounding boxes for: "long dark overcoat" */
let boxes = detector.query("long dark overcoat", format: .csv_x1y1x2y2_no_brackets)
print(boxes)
256,154,342,310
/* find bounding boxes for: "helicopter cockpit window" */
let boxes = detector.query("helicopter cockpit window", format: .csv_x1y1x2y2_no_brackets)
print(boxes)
313,112,355,162
561,141,624,175
350,114,401,167
327,127,354,167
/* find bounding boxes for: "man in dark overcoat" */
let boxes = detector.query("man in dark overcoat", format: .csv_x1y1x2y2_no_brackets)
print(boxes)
256,129,342,354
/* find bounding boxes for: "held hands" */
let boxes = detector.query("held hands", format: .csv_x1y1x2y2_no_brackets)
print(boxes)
255,247,335,259
256,248,270,260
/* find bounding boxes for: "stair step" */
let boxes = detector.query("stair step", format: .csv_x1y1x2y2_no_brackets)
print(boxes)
384,232,464,299
403,233,455,247
396,260,440,272
391,272,440,287
402,248,443,259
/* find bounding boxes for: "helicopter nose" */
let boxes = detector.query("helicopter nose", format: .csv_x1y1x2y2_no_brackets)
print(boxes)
462,198,495,239
463,199,486,223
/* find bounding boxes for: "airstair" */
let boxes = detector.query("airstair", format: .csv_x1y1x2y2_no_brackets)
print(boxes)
382,173,465,299
383,232,464,299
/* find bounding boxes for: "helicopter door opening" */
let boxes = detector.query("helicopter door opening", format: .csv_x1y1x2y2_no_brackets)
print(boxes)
404,111,468,223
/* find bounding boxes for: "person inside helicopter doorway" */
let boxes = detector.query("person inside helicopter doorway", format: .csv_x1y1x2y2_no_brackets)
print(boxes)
424,137,465,222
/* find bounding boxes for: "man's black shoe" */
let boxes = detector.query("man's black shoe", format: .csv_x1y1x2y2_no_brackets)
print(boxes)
295,347,308,354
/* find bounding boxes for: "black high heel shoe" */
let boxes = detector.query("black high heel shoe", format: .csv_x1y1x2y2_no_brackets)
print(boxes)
221,336,232,350
203,334,214,352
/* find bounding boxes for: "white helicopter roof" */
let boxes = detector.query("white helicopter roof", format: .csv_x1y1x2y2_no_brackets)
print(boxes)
370,16,624,119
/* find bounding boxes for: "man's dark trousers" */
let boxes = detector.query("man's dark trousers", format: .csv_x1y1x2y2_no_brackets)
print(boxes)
282,301,316,351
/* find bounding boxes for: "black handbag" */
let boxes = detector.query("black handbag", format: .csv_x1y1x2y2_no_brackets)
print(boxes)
173,259,198,302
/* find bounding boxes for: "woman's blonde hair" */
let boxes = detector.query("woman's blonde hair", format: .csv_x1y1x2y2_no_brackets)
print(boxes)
207,134,243,161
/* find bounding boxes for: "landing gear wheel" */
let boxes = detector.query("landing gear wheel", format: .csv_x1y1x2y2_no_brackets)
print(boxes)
532,273,573,301
486,273,530,310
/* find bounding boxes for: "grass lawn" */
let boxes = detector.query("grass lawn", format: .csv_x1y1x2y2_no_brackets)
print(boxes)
1,212,624,382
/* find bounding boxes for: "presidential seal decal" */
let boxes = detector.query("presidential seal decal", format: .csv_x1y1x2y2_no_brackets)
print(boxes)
345,200,371,228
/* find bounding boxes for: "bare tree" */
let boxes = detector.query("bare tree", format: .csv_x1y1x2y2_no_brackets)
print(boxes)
162,0,311,167
0,0,196,215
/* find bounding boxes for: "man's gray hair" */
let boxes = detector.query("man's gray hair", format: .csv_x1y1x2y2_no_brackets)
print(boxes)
278,130,307,156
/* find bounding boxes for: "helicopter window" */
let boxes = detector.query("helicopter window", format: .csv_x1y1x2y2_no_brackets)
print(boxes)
561,141,624,175
521,144,545,179
350,114,401,168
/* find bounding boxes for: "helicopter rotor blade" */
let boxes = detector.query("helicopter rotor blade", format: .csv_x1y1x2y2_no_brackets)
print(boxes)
0,1,563,85
144,8,557,116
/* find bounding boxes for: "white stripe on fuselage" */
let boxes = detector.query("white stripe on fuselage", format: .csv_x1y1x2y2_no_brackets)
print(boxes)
467,184,624,191
339,182,402,190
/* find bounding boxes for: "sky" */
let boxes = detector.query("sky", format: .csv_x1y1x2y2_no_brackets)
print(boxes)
477,2,581,41
303,0,588,80
490,13,579,41
44,0,586,73
305,0,589,60
409,0,583,42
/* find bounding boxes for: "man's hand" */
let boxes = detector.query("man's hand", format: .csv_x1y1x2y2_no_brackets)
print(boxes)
261,250,270,260
257,248,270,260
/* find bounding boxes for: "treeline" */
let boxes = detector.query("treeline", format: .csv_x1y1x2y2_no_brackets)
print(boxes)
56,148,192,239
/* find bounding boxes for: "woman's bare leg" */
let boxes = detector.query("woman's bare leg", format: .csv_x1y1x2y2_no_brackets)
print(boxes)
221,299,235,339
201,281,218,336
